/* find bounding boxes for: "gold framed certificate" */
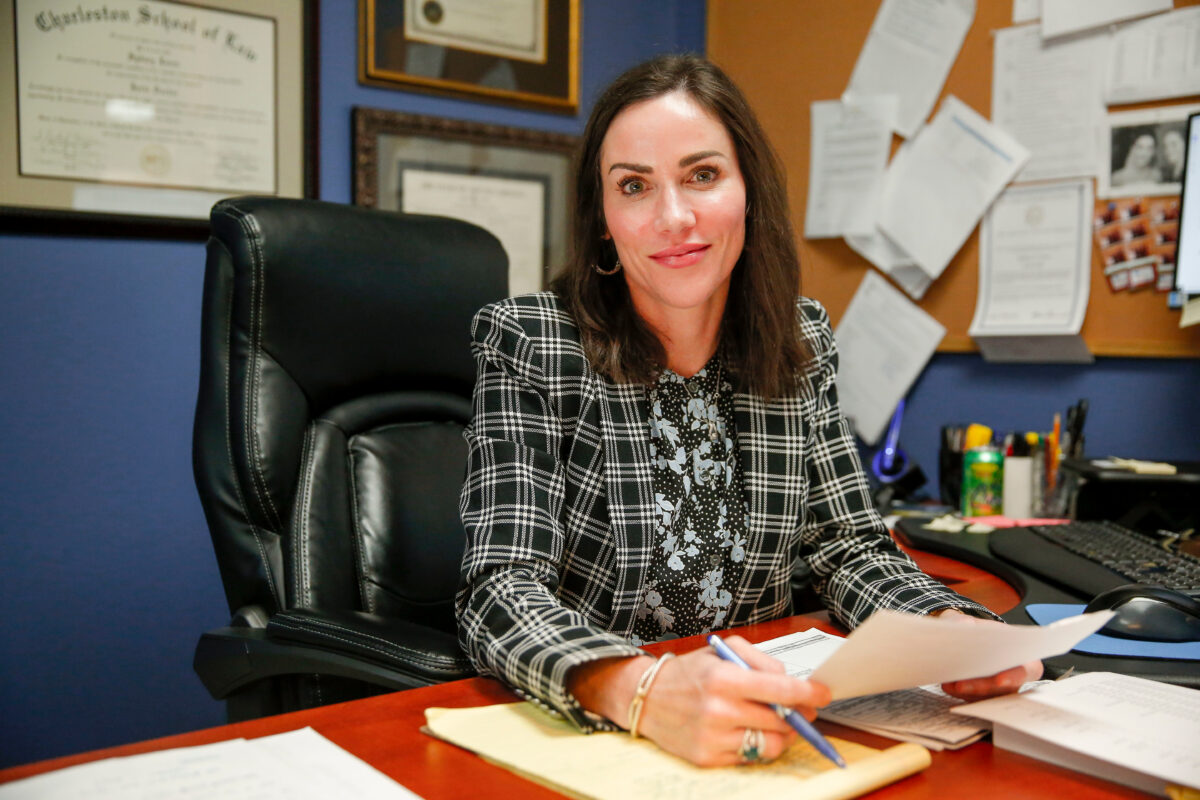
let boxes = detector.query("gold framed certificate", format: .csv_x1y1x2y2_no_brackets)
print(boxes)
359,0,579,113
0,0,317,237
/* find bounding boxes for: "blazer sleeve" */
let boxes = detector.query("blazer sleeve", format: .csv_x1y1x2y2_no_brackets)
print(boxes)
795,300,1000,629
456,300,641,731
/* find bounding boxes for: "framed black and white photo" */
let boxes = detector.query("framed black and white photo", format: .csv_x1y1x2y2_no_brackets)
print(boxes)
1100,104,1200,199
359,0,579,113
0,0,317,238
353,106,576,294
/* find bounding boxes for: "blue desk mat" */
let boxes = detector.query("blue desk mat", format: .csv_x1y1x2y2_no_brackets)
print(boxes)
1026,604,1200,660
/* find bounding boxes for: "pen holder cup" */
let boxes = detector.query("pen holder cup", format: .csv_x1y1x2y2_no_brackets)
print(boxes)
938,448,963,508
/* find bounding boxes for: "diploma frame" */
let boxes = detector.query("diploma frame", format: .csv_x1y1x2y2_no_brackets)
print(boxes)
353,106,577,288
0,0,318,239
359,0,579,113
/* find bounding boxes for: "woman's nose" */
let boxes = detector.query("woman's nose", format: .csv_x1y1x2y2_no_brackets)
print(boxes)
655,186,695,233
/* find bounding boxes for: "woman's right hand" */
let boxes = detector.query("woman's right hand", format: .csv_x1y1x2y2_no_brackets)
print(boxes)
569,636,832,767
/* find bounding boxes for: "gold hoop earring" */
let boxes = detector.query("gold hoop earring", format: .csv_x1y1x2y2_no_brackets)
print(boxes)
593,257,622,275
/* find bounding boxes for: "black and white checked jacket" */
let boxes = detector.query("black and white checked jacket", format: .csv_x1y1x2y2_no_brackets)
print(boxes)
457,292,993,730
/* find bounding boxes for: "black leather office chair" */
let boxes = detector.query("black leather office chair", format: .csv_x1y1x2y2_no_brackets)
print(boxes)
192,197,507,721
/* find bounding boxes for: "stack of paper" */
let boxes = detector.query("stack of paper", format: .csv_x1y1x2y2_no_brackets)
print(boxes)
953,672,1200,796
820,686,988,751
753,610,1113,750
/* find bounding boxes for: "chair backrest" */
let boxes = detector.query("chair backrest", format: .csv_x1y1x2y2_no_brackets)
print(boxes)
194,197,507,634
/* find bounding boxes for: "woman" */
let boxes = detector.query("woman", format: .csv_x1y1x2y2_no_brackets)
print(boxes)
457,54,1040,768
1112,130,1159,187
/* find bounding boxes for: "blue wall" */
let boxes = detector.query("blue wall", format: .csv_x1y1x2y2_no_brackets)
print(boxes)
0,1,706,767
1,0,1197,771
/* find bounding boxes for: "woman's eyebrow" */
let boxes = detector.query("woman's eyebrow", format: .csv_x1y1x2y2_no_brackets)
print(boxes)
679,150,724,167
608,161,652,173
606,150,727,174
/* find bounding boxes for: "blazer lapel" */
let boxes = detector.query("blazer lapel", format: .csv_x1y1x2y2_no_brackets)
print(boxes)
598,378,655,636
732,391,807,621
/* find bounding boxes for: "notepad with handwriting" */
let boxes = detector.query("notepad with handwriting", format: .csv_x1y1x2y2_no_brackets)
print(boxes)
423,702,930,800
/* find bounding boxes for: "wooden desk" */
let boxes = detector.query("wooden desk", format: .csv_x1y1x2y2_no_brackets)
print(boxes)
0,551,1148,798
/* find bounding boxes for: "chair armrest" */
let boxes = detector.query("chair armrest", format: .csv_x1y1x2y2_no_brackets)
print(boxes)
193,608,474,700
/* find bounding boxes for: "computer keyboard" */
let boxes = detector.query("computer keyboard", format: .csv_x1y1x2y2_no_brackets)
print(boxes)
988,520,1200,599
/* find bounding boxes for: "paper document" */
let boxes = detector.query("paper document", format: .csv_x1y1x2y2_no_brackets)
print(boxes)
424,701,932,800
953,672,1200,795
401,168,543,296
845,0,975,138
0,728,423,799
970,180,1093,363
808,608,1113,700
833,270,946,445
992,24,1104,183
1012,0,1040,24
843,143,934,301
1040,0,1170,40
878,95,1030,282
846,232,932,300
805,96,898,239
1106,7,1200,104
755,629,989,750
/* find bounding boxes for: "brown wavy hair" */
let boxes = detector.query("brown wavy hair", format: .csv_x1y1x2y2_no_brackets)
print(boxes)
552,53,813,399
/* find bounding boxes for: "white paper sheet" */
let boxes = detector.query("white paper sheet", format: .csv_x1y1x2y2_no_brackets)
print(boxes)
1106,7,1200,105
808,608,1113,700
832,270,946,445
806,96,898,239
1012,0,1040,23
953,672,1200,794
1040,0,1170,40
846,233,932,300
878,95,1030,282
844,0,975,138
842,145,933,301
755,630,989,751
970,180,1092,338
992,25,1104,183
401,168,544,296
0,728,424,800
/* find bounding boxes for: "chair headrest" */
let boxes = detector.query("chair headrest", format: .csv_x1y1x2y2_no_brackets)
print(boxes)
208,196,508,409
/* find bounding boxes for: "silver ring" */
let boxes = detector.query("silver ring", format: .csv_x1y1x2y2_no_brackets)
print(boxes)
738,727,765,764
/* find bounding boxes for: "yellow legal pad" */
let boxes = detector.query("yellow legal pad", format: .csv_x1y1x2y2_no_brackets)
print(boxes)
424,702,931,800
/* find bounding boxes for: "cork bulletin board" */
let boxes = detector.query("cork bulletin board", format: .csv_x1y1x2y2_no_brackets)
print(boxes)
708,0,1200,357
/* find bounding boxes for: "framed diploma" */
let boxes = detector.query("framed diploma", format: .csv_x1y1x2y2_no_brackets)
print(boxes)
353,106,576,294
360,0,579,113
0,0,317,238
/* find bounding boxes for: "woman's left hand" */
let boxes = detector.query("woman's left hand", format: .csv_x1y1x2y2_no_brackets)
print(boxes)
933,608,1044,700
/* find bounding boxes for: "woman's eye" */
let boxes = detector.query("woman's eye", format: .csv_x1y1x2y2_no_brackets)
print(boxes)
693,168,717,183
618,177,645,196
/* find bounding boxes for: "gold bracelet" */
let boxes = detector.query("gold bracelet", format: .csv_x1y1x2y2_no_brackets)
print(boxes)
627,653,675,738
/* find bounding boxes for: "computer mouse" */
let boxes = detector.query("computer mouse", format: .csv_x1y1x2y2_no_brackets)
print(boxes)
1083,584,1200,643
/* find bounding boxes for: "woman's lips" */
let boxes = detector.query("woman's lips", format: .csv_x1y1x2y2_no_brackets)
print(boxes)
649,243,710,268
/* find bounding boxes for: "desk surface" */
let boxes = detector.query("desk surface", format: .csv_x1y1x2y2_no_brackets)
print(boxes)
0,550,1150,799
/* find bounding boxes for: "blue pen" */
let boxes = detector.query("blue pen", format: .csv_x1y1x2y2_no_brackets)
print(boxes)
707,634,847,769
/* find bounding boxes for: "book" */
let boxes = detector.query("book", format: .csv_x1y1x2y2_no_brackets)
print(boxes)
952,672,1200,796
423,702,930,800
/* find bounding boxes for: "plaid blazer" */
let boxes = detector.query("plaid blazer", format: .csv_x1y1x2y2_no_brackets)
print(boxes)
457,292,993,730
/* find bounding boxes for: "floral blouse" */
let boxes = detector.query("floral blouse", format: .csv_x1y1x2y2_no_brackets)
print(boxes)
632,357,751,646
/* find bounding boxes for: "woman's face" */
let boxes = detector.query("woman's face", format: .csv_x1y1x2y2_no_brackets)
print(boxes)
1128,134,1156,168
599,91,747,328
